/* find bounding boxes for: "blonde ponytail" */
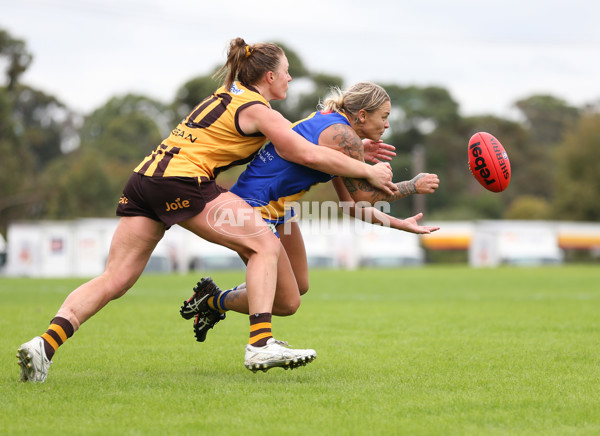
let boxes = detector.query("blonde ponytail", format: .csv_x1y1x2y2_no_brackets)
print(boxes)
319,82,390,118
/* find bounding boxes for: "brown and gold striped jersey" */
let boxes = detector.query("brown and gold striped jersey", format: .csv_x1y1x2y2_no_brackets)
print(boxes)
134,82,269,181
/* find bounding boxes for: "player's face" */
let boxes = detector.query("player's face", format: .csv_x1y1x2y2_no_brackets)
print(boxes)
269,55,292,101
362,100,391,141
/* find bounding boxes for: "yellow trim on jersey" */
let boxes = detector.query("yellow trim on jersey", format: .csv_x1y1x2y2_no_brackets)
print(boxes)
257,190,308,220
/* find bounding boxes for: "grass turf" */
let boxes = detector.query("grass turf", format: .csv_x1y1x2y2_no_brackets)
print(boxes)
1,265,599,435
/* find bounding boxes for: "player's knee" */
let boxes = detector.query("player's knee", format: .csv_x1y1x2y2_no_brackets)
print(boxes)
236,234,280,262
274,296,301,316
103,273,136,300
298,279,309,295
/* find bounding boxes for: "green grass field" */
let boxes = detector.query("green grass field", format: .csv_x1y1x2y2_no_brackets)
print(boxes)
2,266,599,435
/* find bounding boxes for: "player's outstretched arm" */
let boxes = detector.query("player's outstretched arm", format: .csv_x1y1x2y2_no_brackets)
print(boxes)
332,178,440,234
342,172,440,205
317,123,438,205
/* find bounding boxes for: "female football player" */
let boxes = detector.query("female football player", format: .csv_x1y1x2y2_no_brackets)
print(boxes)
180,82,440,350
16,39,398,381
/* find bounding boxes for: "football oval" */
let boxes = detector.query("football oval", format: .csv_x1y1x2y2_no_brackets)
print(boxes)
468,132,511,192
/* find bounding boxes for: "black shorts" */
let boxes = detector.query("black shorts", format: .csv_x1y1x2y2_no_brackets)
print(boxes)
116,173,228,227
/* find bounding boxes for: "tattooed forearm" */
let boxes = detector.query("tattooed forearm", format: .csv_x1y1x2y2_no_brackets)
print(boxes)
343,174,424,204
395,180,417,198
343,177,375,195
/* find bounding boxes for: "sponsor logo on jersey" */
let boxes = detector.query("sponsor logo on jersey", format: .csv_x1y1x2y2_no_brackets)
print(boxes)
229,82,245,95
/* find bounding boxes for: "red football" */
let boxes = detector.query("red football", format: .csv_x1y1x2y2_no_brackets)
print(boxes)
468,132,511,192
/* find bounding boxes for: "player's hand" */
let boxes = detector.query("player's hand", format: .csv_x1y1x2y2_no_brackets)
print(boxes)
362,139,396,164
367,162,397,195
402,212,440,234
412,173,440,194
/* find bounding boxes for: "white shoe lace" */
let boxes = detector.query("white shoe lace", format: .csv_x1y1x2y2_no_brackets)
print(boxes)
269,339,290,347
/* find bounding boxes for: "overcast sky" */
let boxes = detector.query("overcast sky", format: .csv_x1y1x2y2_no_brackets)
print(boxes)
2,0,599,118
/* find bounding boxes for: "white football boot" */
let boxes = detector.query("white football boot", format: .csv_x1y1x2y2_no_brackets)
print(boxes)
244,338,317,373
17,337,51,383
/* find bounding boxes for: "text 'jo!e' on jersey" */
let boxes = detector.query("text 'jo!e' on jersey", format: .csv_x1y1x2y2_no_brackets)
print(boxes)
231,110,349,224
134,82,269,181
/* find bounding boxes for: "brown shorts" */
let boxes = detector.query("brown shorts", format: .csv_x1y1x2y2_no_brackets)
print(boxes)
116,173,228,227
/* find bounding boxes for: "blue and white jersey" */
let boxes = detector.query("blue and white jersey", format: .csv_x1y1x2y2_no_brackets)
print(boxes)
231,110,350,226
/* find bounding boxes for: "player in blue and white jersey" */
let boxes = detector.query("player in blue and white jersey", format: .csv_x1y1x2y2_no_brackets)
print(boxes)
181,82,440,344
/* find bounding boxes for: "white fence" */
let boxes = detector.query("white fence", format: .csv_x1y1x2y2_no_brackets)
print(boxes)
1,218,423,277
2,219,599,277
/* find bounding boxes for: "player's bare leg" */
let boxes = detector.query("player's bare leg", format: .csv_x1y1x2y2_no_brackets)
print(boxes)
18,216,164,382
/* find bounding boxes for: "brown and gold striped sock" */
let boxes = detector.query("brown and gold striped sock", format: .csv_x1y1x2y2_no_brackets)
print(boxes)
248,313,273,347
40,316,74,360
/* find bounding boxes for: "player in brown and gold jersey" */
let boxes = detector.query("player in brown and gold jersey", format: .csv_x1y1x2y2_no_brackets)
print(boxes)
17,37,398,380
180,82,440,355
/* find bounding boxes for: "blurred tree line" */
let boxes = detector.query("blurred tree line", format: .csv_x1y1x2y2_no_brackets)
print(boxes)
2,28,600,235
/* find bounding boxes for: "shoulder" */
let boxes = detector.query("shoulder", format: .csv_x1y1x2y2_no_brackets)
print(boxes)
238,101,290,137
294,111,352,143
239,102,280,124
230,82,269,105
320,123,360,144
319,123,363,160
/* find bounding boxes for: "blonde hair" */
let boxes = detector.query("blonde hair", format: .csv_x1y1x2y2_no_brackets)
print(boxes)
319,82,390,118
213,37,285,90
